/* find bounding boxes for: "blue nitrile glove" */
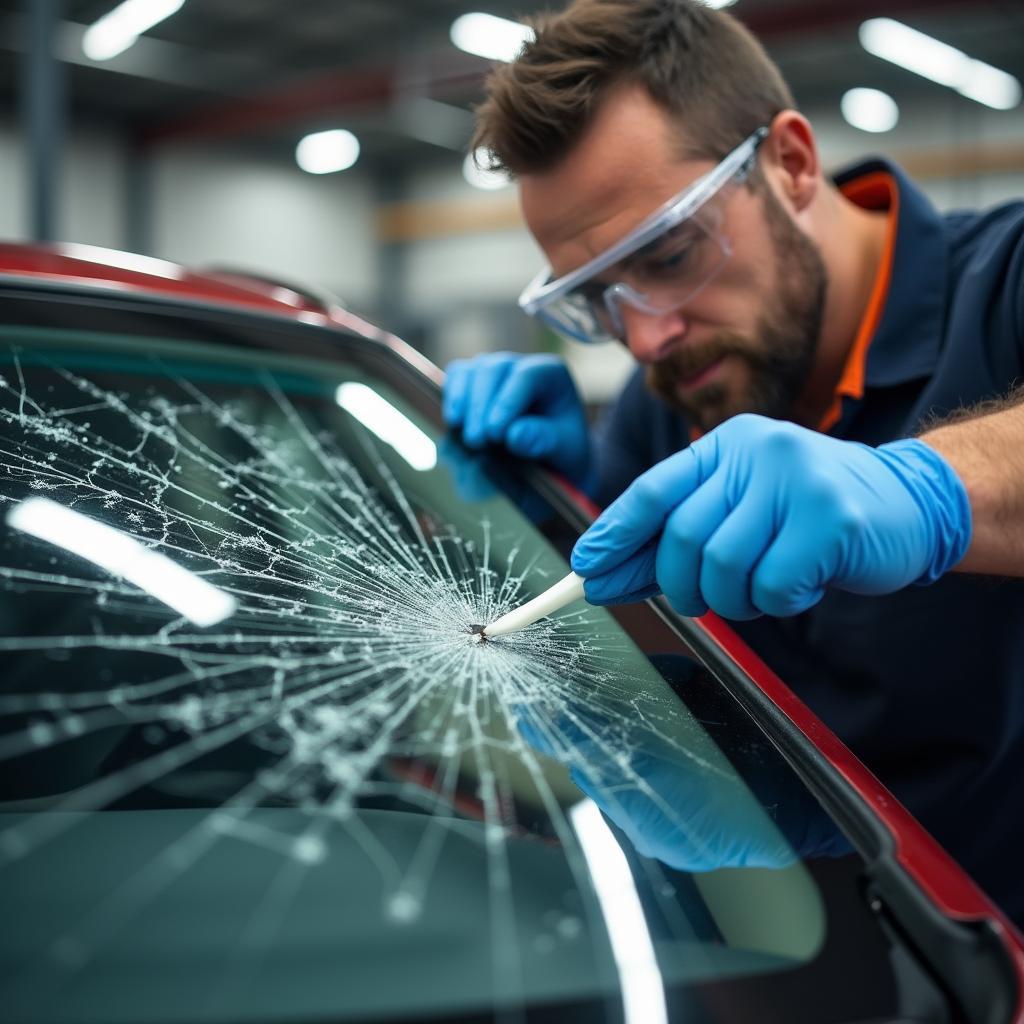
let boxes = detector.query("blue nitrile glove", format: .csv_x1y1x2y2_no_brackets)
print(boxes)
437,436,555,524
437,436,499,503
571,413,972,620
443,353,591,485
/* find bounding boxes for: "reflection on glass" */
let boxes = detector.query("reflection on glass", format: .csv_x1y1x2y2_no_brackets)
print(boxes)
6,496,236,627
571,798,667,1024
518,672,794,873
0,331,835,1024
335,381,437,470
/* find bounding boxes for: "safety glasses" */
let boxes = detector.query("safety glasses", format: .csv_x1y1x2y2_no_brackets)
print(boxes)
518,126,769,345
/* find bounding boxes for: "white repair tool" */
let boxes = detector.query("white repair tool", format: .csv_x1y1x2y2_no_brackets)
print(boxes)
483,571,586,638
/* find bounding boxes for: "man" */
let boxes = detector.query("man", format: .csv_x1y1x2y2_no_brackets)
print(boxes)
443,0,1024,922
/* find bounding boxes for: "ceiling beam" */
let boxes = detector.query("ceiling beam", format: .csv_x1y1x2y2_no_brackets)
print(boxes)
10,0,989,151
0,13,259,93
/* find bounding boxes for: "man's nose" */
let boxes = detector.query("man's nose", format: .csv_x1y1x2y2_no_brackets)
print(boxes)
619,304,689,363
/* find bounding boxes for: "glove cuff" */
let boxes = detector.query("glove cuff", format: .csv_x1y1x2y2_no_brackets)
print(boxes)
876,438,973,584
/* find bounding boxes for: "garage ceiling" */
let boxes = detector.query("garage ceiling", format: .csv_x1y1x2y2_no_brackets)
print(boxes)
1,0,1022,165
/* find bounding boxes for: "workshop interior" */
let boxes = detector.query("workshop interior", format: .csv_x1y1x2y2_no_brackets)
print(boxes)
1,2,1023,1024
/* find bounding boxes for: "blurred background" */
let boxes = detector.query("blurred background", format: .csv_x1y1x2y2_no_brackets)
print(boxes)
2,0,1022,403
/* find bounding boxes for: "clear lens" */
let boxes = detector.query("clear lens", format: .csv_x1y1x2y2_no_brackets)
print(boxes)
608,202,731,324
522,127,767,345
548,200,731,344
538,291,619,345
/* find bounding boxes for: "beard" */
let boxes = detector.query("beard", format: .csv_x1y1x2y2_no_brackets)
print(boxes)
645,183,828,433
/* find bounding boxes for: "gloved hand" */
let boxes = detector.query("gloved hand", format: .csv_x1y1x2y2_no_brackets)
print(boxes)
514,655,850,870
437,436,499,503
516,703,796,871
571,413,972,620
437,436,555,524
443,353,591,485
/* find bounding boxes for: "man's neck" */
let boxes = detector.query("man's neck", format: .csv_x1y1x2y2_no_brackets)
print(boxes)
792,188,889,428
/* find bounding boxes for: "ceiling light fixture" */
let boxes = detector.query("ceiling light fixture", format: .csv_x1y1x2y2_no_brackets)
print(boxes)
859,18,1021,110
840,87,899,133
295,129,361,175
450,12,535,62
82,0,186,62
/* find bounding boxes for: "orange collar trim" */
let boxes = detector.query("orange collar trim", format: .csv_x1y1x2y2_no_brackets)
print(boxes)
816,171,899,432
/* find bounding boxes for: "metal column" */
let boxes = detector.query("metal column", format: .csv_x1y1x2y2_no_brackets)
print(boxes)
125,142,153,255
21,0,64,242
374,163,414,341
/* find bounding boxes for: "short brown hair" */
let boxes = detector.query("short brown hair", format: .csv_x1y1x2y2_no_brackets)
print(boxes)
472,0,794,175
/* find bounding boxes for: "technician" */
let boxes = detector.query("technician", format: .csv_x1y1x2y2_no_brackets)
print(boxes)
444,0,1024,922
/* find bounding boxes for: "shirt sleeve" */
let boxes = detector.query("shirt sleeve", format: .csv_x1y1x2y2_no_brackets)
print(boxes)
952,203,1024,376
986,204,1024,368
1013,220,1024,363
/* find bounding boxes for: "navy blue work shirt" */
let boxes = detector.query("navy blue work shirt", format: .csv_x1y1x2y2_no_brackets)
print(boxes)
590,158,1024,924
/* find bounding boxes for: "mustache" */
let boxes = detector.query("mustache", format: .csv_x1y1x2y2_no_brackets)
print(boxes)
647,334,755,389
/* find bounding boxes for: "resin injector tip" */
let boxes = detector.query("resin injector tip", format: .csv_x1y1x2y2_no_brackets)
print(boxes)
480,572,586,639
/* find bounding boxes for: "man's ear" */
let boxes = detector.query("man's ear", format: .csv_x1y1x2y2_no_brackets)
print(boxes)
761,111,820,214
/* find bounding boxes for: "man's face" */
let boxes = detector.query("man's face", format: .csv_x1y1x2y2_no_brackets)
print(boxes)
519,86,828,432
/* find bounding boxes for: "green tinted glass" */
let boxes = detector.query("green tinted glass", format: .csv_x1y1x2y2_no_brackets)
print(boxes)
0,314,876,1023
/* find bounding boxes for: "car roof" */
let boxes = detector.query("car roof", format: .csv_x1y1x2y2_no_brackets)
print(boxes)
0,241,333,316
0,240,442,386
0,240,337,315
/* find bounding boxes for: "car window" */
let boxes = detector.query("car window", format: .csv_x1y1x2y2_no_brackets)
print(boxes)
0,300,921,1023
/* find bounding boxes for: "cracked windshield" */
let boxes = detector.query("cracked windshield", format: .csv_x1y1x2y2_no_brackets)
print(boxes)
0,323,829,1023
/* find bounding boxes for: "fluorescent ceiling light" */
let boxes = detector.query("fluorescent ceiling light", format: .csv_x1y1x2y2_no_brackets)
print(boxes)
859,18,1021,110
840,87,899,133
702,0,738,8
335,383,437,471
463,148,511,191
83,0,185,62
7,497,237,627
295,129,361,175
450,13,535,62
